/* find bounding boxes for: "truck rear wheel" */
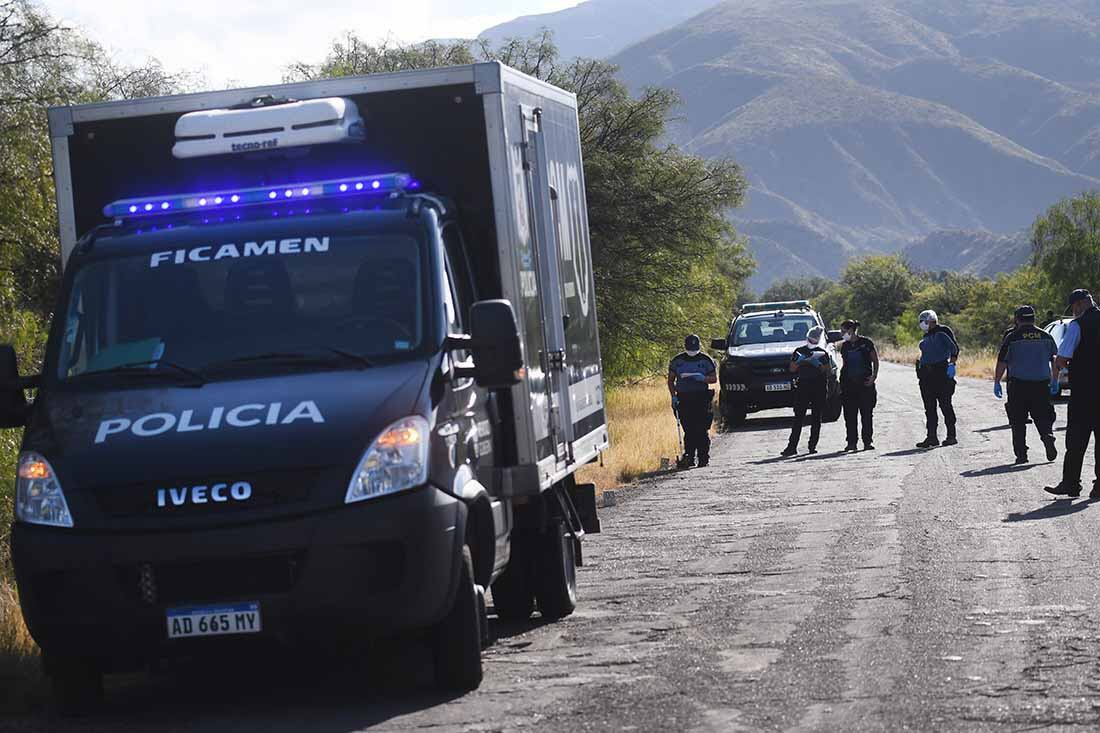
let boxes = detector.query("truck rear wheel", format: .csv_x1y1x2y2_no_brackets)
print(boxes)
45,655,103,716
432,546,483,691
535,519,577,620
490,544,535,622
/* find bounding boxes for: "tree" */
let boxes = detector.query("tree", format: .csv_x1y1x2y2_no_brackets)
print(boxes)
1031,191,1100,301
289,32,752,378
761,275,834,304
839,255,914,331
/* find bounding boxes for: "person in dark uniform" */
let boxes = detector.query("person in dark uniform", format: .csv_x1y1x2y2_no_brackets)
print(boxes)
916,309,959,448
839,319,878,451
994,305,1059,464
668,334,717,469
781,326,830,456
1045,290,1100,498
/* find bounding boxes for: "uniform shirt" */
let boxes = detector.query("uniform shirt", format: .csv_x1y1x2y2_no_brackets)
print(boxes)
1058,320,1081,359
791,345,829,384
919,327,956,366
840,335,876,383
669,351,716,394
998,324,1057,381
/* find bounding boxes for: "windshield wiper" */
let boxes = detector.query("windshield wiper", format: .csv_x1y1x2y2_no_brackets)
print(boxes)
70,360,206,385
203,349,373,373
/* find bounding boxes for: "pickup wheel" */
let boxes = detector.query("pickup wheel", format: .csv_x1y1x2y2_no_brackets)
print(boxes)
535,519,577,620
432,546,483,691
490,543,535,622
45,655,103,716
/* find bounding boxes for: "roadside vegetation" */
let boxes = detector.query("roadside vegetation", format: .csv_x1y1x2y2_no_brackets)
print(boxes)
762,193,1100,370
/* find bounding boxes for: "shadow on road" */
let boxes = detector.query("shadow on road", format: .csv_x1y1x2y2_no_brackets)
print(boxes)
884,447,934,457
961,463,1037,478
32,616,545,732
973,424,1010,434
726,416,794,434
1004,499,1093,523
793,450,850,462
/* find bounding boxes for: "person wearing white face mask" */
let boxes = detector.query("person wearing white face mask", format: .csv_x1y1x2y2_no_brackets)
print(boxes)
915,310,959,448
668,334,717,468
781,326,830,456
839,319,878,451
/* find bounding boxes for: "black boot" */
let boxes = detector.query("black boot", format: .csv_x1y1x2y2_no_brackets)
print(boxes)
942,433,958,446
916,437,940,448
1042,435,1058,462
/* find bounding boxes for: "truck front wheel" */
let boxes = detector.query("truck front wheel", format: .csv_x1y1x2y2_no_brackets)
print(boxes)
432,546,483,691
535,519,577,620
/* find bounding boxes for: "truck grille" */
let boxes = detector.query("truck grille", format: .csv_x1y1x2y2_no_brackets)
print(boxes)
117,552,303,606
95,469,316,518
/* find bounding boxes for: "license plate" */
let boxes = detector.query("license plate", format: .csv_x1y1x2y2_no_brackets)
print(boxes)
167,602,261,639
765,382,792,392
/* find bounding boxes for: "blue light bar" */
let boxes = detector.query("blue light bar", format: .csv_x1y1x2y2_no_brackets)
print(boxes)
103,172,414,219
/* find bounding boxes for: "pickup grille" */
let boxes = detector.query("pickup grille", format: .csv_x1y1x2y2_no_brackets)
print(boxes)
116,552,303,606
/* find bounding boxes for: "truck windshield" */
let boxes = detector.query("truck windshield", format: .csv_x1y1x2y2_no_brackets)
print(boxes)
732,316,817,346
56,229,430,381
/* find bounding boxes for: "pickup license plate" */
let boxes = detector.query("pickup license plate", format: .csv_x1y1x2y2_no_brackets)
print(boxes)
765,382,792,392
167,602,261,639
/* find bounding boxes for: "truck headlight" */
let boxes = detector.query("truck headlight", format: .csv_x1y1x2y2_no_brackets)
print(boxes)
16,452,74,528
345,416,430,503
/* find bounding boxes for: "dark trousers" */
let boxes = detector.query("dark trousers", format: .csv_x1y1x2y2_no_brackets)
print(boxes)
842,382,876,446
1062,392,1100,489
1006,379,1055,459
919,368,956,439
677,390,714,461
788,383,825,450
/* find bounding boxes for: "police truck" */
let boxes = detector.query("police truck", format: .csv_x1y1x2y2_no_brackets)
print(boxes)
0,62,606,708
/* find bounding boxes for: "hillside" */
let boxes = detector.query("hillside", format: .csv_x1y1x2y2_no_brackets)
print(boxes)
902,229,1032,278
479,0,716,60
482,0,1100,287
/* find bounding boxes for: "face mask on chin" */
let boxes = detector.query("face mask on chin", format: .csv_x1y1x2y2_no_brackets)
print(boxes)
807,339,820,348
920,321,930,333
686,349,700,357
842,332,853,342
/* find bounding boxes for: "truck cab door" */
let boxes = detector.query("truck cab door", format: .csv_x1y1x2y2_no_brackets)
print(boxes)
519,105,575,467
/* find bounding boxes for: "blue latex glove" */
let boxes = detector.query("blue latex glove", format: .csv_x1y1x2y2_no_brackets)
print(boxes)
993,381,1003,399
794,352,807,363
1050,379,1060,396
947,363,957,379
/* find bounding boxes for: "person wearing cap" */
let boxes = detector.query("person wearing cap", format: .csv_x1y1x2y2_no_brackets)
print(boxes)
994,305,1059,465
915,309,959,448
668,334,717,469
781,325,830,456
839,319,878,451
1045,289,1100,498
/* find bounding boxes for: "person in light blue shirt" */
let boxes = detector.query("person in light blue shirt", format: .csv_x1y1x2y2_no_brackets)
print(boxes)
915,310,958,448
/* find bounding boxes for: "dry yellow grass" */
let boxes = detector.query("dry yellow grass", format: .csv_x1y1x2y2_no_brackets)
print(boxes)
878,344,998,379
577,379,697,493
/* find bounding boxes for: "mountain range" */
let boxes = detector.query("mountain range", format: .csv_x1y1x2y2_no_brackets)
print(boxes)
484,0,1100,290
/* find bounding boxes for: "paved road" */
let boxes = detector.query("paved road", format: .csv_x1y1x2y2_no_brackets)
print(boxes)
11,363,1100,732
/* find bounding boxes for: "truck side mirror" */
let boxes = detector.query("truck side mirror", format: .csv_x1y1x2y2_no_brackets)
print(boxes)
826,330,843,344
710,338,728,351
0,345,29,429
468,300,524,389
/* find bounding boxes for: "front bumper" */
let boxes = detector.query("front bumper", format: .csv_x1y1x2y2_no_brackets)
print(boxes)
12,485,464,668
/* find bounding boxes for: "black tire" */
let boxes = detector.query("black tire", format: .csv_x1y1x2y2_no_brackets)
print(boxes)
45,656,103,716
535,519,577,620
491,542,535,622
432,546,483,691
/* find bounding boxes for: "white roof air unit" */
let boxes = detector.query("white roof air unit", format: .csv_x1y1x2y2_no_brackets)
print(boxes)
172,97,364,159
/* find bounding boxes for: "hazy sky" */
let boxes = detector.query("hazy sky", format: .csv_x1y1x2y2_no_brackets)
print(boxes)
40,1,579,89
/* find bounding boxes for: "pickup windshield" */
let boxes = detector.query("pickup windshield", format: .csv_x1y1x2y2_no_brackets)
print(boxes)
56,226,430,381
732,315,817,346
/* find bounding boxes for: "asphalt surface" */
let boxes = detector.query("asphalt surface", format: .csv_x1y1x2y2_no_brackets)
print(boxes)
8,363,1100,732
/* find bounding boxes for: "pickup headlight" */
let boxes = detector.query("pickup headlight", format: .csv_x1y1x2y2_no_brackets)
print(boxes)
16,452,74,528
345,416,430,503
